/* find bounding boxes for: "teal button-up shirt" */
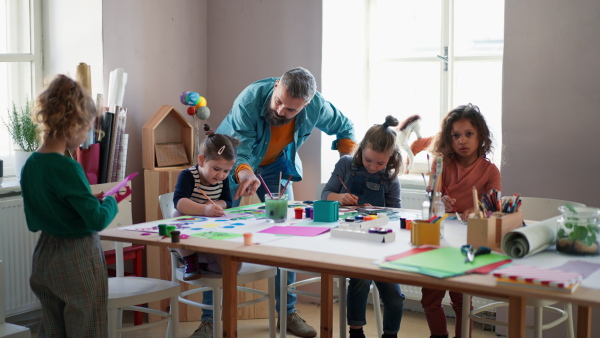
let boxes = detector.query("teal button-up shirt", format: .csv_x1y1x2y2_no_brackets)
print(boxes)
216,77,356,191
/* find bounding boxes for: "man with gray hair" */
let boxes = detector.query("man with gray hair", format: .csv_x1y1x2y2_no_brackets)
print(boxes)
213,67,356,338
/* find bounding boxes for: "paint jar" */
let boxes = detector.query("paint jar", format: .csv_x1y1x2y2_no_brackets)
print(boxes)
294,207,304,219
265,193,288,223
166,225,176,237
158,224,168,236
305,207,314,219
170,231,181,243
243,233,253,246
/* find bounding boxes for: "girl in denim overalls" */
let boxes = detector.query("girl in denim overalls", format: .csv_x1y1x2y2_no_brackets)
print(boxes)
321,115,404,338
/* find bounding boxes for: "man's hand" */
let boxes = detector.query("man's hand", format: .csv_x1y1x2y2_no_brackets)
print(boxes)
235,169,260,200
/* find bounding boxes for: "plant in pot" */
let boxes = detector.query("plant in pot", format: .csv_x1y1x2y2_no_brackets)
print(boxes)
2,98,41,177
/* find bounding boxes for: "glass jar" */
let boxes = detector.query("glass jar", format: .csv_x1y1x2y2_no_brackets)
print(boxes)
556,205,600,256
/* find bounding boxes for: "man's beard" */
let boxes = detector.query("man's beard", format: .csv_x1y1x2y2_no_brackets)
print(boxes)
264,106,293,126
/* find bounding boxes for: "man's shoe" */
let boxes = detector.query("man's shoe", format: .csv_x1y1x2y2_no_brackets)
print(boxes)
277,311,317,337
189,320,213,338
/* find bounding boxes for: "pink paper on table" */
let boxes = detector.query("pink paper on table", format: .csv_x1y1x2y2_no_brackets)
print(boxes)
259,226,331,237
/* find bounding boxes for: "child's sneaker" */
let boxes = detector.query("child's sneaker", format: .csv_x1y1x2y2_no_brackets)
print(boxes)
182,253,201,281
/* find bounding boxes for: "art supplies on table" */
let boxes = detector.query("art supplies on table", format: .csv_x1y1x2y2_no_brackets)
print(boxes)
331,214,394,243
492,264,583,293
380,246,511,278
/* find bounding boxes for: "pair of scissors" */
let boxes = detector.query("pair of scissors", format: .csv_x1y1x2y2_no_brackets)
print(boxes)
461,244,491,263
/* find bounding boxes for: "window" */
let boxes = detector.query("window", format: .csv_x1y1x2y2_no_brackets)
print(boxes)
322,0,504,181
0,0,42,176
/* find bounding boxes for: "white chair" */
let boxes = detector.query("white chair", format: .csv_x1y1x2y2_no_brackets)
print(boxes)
517,197,585,223
279,268,383,338
316,183,327,201
159,192,277,338
108,241,180,338
463,197,586,338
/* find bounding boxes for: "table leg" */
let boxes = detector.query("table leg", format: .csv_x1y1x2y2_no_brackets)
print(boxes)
576,305,592,338
320,273,333,338
508,296,526,338
222,255,237,337
461,293,471,338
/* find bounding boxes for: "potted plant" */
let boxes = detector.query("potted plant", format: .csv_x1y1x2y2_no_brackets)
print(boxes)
2,97,40,177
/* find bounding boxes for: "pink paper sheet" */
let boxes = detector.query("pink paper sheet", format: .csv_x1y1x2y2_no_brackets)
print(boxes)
259,226,331,237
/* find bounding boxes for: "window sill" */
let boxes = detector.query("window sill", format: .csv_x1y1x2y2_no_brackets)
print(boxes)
0,176,21,198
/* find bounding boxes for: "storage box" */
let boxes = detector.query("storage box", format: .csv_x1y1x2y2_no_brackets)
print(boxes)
467,216,497,250
142,105,194,170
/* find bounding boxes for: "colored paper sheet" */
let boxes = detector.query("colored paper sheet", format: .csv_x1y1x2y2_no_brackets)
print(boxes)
380,247,511,278
190,232,243,240
259,226,331,237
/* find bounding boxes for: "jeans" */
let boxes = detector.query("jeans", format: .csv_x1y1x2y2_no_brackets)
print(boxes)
347,278,405,334
231,153,295,207
201,291,213,321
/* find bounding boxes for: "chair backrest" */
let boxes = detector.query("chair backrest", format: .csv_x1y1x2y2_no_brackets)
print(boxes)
159,192,176,219
316,183,327,201
518,197,586,221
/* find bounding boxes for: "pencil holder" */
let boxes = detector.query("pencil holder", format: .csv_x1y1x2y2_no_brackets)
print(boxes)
411,216,446,246
467,216,497,249
494,211,523,248
313,200,339,222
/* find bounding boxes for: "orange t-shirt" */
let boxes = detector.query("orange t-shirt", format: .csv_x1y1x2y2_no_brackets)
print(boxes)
261,119,296,165
434,157,501,213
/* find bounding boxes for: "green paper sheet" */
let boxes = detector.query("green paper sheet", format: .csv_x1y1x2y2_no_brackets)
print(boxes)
190,232,243,240
380,247,510,278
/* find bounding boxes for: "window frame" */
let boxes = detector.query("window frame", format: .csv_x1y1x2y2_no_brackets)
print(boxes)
0,0,43,177
321,0,504,180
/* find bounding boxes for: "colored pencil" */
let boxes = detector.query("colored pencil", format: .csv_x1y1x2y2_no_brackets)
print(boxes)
198,188,217,206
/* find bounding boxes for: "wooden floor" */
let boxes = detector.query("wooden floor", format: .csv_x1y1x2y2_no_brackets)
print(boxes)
23,301,499,338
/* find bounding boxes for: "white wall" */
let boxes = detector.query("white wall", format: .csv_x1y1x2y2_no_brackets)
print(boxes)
502,0,600,208
103,0,208,222
42,0,103,96
206,0,324,204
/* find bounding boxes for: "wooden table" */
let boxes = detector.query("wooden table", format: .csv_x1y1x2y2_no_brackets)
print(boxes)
101,210,600,338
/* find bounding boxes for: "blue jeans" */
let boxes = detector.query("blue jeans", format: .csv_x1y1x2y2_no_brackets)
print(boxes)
201,291,213,321
231,153,297,314
347,278,405,334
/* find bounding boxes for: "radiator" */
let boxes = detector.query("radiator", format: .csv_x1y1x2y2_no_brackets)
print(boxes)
401,188,428,210
0,196,41,316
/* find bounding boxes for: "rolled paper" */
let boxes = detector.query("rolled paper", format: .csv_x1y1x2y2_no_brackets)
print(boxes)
501,216,560,258
76,62,92,94
107,68,128,112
